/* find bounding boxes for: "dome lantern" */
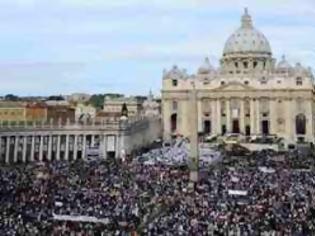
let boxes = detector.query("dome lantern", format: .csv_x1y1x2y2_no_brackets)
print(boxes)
241,8,253,29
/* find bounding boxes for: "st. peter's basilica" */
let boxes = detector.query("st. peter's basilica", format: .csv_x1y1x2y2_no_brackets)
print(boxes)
162,9,315,147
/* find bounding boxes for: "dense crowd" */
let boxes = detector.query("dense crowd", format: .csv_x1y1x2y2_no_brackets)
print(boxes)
1,145,315,235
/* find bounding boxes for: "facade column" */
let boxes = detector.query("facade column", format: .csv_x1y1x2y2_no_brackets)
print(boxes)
65,135,69,161
56,135,61,161
256,99,260,134
269,99,277,135
285,99,293,141
73,135,78,160
82,135,87,159
216,99,222,134
226,99,231,133
211,100,216,134
22,136,27,163
250,99,255,135
39,135,44,161
47,135,52,161
30,136,35,162
307,99,314,143
197,100,202,133
14,136,19,163
240,100,245,134
5,136,10,164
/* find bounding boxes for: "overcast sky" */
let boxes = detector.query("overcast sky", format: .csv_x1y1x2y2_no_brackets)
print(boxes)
0,0,315,96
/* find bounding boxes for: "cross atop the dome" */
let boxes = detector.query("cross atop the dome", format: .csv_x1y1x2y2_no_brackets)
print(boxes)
244,7,249,15
241,7,253,28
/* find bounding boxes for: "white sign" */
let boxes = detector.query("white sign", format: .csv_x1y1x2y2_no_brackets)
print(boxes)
106,135,116,152
259,167,276,173
228,190,248,196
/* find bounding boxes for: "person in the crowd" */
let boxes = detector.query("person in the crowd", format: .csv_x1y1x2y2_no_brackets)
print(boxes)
0,140,315,235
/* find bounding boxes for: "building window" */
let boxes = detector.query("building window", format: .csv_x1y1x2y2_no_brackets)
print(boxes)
172,79,178,86
203,79,209,85
262,112,268,117
260,77,267,84
296,114,306,135
243,61,248,69
221,81,225,85
253,61,258,68
172,101,178,111
244,81,249,85
296,77,303,86
170,114,177,132
235,62,239,68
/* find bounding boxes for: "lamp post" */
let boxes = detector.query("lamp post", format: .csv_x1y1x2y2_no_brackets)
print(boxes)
189,80,199,183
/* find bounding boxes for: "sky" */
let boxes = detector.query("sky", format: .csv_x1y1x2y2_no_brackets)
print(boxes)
0,0,315,96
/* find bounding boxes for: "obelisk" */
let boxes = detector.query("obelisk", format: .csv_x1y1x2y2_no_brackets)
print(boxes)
189,80,199,183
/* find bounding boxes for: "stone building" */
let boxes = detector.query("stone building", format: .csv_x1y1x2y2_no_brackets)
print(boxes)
0,101,26,122
46,101,75,125
25,102,47,122
162,9,314,146
103,96,144,117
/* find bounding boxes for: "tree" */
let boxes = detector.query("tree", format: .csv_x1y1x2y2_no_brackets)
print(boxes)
4,94,19,101
89,94,105,110
121,103,128,117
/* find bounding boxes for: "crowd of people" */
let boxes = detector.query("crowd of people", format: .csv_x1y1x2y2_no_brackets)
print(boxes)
1,144,315,235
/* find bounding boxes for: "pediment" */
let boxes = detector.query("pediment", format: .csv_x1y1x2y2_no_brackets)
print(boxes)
216,81,255,91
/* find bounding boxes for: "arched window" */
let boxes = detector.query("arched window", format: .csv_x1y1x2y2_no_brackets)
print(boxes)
170,114,177,132
296,113,306,135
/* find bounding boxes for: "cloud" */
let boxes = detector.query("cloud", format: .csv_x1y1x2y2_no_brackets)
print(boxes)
0,0,314,95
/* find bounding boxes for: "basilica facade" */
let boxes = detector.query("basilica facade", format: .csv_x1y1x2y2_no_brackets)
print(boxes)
162,9,315,146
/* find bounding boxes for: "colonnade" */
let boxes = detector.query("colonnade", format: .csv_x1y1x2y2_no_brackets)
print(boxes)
0,133,117,164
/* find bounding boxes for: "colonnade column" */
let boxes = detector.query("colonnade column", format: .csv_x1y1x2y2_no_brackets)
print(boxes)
211,100,216,134
47,135,52,161
5,136,10,164
226,99,231,133
250,99,255,135
13,136,19,163
0,136,2,162
39,135,44,161
216,99,222,134
13,136,18,163
56,135,61,161
103,135,107,159
65,135,69,161
22,136,27,163
82,135,86,159
73,135,78,160
30,136,35,162
255,99,260,134
91,135,95,148
240,100,245,134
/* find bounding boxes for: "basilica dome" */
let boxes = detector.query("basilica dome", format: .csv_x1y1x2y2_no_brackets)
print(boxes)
223,9,272,56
